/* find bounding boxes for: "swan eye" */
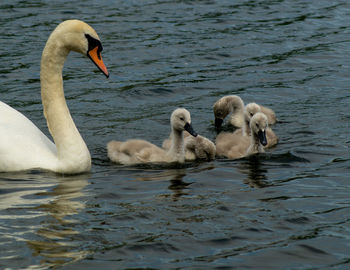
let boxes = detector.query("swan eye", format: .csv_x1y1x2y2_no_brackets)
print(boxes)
180,117,184,121
85,34,103,56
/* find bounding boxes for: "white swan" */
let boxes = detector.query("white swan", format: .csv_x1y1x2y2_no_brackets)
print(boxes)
107,108,198,165
216,112,268,159
0,20,109,173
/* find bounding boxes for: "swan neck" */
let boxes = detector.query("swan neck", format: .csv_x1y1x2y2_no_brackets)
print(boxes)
229,97,245,127
244,120,250,136
249,132,264,154
168,128,185,162
228,97,243,113
40,35,91,172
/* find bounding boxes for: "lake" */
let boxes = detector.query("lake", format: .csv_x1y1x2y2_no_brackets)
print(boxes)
1,0,350,269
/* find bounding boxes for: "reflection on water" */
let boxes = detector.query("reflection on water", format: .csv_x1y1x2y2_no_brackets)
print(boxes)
135,168,190,200
168,170,191,201
0,173,89,269
28,175,89,269
239,155,269,188
2,0,350,268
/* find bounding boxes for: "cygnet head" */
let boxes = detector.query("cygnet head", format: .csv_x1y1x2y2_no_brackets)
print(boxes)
48,20,109,77
171,108,198,137
250,112,268,146
245,102,261,124
213,95,244,129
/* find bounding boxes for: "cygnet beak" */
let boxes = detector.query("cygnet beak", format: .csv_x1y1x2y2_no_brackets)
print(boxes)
215,118,223,129
257,130,267,146
184,122,198,137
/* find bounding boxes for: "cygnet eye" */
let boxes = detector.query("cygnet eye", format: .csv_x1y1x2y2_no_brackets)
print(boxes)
180,117,184,121
250,112,254,117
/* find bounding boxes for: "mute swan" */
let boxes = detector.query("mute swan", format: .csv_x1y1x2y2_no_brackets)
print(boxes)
0,20,109,173
162,132,216,161
216,112,268,159
213,95,245,129
244,103,278,147
107,108,198,165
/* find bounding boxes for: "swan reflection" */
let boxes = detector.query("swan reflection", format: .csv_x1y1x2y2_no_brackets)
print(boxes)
135,168,189,200
239,155,269,188
25,173,89,268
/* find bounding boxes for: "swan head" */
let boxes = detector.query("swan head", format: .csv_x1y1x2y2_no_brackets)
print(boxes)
171,108,198,137
250,112,268,146
213,95,244,129
245,102,261,124
51,20,109,77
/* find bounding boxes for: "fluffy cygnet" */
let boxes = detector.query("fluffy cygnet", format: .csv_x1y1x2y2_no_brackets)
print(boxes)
245,102,276,126
163,132,216,161
244,103,278,147
216,112,268,159
213,95,245,129
184,135,216,161
213,95,277,130
107,108,197,165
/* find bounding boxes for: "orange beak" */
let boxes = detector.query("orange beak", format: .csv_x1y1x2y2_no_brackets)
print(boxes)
88,46,109,78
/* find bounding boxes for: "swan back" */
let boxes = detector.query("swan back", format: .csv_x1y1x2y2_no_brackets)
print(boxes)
0,101,58,172
260,105,277,125
184,135,216,160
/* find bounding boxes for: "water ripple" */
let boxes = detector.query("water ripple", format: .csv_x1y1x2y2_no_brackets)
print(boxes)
1,0,350,269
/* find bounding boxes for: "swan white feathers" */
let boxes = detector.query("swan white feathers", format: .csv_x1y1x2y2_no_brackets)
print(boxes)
0,20,109,173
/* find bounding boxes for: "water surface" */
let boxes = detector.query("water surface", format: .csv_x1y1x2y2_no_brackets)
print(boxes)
1,0,350,269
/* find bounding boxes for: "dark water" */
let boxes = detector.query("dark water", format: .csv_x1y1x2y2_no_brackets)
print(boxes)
1,0,350,269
